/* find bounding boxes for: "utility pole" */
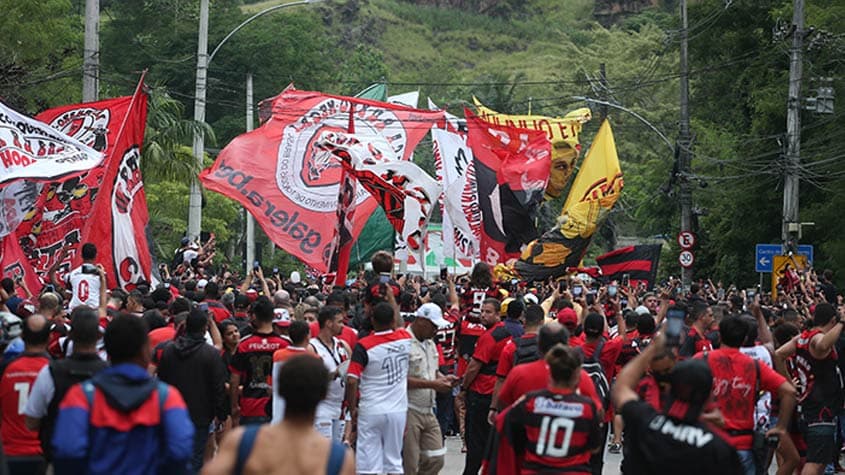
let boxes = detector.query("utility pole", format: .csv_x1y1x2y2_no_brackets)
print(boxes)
186,0,322,243
82,0,99,102
245,73,256,272
188,0,209,242
782,0,804,247
678,0,693,287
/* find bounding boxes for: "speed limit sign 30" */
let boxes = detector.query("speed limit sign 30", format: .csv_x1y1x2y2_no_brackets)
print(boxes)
678,250,695,268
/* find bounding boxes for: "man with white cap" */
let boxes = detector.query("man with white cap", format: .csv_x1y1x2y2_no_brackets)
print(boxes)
404,303,458,475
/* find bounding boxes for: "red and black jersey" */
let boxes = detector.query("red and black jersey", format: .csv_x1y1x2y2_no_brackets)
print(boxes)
436,307,460,370
229,331,288,418
0,352,50,456
679,327,713,358
470,322,512,395
791,329,844,423
491,388,601,475
457,287,497,361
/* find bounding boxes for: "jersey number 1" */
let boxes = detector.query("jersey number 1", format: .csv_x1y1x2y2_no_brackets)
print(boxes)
536,416,574,457
14,382,30,415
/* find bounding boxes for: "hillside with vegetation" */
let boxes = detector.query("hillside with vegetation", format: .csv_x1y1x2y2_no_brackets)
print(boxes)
1,0,843,286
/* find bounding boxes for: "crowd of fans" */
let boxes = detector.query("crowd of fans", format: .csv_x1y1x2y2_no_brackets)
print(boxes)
0,240,843,475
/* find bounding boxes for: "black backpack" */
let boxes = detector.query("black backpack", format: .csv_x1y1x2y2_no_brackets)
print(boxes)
41,355,109,459
580,339,611,409
513,334,540,366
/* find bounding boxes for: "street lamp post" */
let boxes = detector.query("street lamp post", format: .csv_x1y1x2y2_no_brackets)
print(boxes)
187,0,324,241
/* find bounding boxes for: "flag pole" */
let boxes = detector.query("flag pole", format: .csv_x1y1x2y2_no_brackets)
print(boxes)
332,104,356,286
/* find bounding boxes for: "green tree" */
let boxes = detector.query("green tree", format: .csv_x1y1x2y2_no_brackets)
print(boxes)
0,0,82,111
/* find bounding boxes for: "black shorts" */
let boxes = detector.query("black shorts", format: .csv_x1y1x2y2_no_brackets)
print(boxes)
804,423,836,464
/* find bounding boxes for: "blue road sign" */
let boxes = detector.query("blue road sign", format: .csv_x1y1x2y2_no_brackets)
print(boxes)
756,244,814,272
798,244,814,265
756,244,781,273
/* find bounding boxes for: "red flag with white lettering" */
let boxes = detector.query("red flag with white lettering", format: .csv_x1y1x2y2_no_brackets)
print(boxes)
0,86,145,289
200,88,443,272
77,83,151,289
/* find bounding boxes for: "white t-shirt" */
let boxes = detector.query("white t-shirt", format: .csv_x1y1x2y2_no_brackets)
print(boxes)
67,266,101,310
740,344,774,430
310,336,350,420
348,329,412,417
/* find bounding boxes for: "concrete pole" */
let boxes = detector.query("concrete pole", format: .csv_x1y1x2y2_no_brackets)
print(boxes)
82,0,99,102
187,0,209,242
679,0,693,287
782,0,804,246
245,73,256,270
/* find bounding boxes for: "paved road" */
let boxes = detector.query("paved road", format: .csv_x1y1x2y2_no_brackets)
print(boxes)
441,435,625,475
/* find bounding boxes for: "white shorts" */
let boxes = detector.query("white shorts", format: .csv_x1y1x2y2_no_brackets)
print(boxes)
315,417,346,442
356,412,406,474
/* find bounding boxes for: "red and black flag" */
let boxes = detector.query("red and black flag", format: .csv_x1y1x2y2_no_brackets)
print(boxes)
595,244,662,288
465,109,550,265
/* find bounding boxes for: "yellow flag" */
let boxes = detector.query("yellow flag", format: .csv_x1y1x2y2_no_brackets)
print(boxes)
515,119,623,280
559,119,623,240
473,97,592,199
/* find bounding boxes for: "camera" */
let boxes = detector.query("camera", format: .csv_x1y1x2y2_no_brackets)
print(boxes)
607,285,618,298
81,263,99,275
379,273,391,284
586,290,597,306
572,285,583,297
440,267,448,281
621,274,630,287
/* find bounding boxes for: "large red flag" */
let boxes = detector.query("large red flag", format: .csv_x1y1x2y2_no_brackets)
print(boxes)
465,110,550,266
77,83,151,289
200,88,443,272
0,236,41,295
0,87,146,289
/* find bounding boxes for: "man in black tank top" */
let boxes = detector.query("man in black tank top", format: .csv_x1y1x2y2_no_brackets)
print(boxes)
776,303,845,475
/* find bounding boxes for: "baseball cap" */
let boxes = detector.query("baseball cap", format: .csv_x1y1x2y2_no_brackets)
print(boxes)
196,279,208,291
635,305,651,316
245,288,259,302
583,313,604,336
273,308,292,327
523,293,539,305
556,307,578,328
415,303,450,329
664,359,713,423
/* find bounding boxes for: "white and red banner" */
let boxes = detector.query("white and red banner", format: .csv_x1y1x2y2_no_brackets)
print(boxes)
316,131,441,251
429,99,480,260
0,102,103,185
200,88,443,272
0,81,151,290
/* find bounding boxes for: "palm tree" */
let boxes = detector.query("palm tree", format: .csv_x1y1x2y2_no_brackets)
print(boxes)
142,87,215,183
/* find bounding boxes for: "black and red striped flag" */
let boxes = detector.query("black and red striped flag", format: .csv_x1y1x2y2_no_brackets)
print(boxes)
595,244,661,288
